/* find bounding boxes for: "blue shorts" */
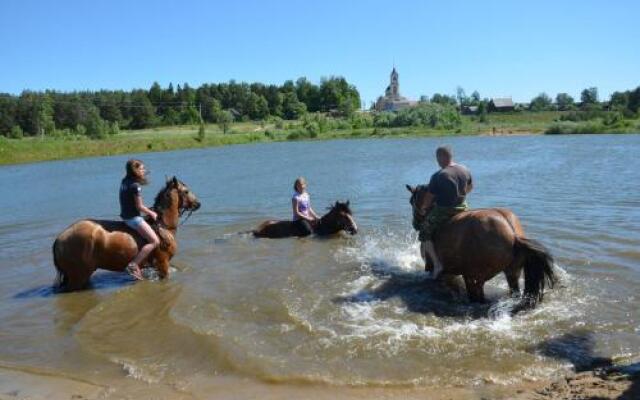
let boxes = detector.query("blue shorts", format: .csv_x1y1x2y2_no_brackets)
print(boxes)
123,216,144,230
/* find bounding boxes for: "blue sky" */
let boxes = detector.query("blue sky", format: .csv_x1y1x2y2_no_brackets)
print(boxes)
1,0,638,106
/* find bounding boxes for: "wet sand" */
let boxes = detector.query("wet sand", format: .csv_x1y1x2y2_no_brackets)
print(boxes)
516,364,640,400
2,364,638,400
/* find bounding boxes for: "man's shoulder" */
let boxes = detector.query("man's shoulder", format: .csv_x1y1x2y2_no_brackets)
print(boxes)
448,163,471,175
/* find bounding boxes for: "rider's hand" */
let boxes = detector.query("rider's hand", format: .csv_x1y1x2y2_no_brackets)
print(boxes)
149,210,158,221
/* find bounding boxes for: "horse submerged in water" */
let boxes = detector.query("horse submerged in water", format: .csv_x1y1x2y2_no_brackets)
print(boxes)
52,177,201,291
406,184,556,313
253,201,358,238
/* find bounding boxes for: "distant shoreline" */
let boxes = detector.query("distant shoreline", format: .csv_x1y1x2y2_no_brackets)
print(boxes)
1,113,638,166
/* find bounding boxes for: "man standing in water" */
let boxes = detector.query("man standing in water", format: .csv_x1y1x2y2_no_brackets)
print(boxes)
420,145,473,279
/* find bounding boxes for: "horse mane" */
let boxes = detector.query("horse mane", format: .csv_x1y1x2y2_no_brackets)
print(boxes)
416,184,429,194
153,177,184,212
326,201,352,216
153,182,173,212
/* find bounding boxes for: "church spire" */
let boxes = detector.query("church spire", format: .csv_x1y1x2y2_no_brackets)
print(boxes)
390,66,399,98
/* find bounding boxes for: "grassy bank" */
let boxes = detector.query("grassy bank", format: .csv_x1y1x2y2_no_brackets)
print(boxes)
0,121,461,165
1,112,639,165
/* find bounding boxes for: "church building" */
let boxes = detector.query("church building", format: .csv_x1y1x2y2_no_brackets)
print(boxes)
374,67,417,111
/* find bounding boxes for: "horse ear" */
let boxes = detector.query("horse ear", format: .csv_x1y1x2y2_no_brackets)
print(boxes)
171,176,178,187
346,200,350,206
406,184,415,194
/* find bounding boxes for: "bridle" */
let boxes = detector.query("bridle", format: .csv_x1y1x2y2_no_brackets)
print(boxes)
153,184,199,229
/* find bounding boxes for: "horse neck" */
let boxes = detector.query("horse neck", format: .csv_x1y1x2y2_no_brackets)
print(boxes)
316,211,339,235
157,190,180,232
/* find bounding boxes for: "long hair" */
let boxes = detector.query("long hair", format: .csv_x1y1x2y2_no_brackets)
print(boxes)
125,159,148,185
293,177,307,193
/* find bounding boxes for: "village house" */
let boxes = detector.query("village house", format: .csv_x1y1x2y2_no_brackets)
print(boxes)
488,97,515,112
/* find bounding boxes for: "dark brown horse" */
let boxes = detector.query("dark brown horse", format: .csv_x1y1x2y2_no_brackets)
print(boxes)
52,177,201,291
253,201,358,238
406,184,555,313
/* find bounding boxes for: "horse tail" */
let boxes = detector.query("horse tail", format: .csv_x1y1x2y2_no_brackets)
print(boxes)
52,238,68,290
512,236,556,314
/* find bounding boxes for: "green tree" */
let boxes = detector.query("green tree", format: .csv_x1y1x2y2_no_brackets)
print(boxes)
84,105,108,139
0,96,17,136
555,93,575,111
580,87,599,105
217,110,233,134
477,101,488,122
282,92,307,119
17,92,55,136
162,108,180,125
9,125,23,138
265,86,283,117
456,86,468,106
196,121,206,142
529,93,553,111
470,91,481,105
180,106,200,124
129,91,156,129
430,93,457,106
609,91,628,109
202,98,222,122
97,94,123,124
245,93,269,120
628,87,640,113
296,77,321,112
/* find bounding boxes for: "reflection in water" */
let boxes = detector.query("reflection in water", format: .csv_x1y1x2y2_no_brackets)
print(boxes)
54,290,102,333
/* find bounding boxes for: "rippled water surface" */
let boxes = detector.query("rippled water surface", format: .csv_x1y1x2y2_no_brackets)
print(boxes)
1,135,639,396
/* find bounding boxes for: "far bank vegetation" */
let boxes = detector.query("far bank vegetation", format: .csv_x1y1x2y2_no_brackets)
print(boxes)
1,80,639,164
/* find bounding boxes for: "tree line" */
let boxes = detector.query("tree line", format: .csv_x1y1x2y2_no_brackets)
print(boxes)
0,77,361,138
428,86,640,116
528,86,640,114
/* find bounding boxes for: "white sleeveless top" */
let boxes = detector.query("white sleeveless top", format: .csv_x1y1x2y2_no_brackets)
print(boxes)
292,192,310,220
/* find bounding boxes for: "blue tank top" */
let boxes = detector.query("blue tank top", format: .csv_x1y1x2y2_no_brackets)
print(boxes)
119,177,142,219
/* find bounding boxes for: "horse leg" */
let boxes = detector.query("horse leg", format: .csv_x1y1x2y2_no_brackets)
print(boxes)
504,250,526,297
504,263,523,297
62,264,96,291
420,242,433,272
441,273,465,296
463,276,486,303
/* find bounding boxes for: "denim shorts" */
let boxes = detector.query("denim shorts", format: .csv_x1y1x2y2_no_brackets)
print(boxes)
123,216,144,230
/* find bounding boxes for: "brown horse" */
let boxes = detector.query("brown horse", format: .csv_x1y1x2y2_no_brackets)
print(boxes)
253,201,358,238
406,184,555,313
52,177,201,291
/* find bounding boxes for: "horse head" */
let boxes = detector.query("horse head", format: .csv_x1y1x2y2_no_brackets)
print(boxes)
406,184,430,231
320,200,358,235
154,177,201,227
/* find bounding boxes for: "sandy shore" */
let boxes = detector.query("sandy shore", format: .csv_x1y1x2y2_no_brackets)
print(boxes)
515,364,640,400
2,363,639,400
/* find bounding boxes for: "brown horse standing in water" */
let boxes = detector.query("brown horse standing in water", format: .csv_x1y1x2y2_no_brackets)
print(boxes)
253,201,358,238
52,177,201,291
406,184,555,313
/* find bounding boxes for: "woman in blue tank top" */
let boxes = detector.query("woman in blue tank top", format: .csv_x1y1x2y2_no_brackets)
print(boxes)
119,159,160,280
292,177,319,236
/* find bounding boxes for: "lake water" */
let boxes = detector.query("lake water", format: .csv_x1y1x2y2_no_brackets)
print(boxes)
1,134,639,398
